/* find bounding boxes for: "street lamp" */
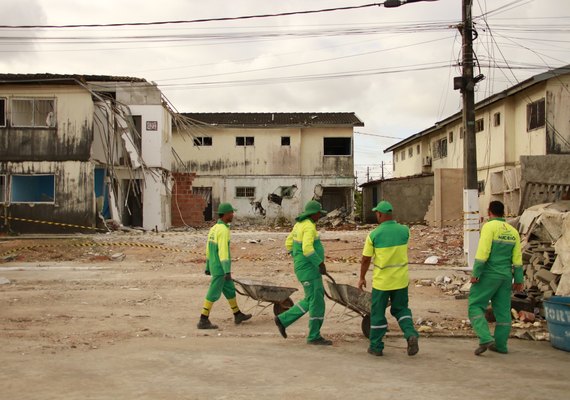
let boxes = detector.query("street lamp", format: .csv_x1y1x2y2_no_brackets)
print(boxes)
384,0,439,8
383,0,479,269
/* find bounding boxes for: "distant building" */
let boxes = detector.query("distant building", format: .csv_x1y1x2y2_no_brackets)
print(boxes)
383,65,570,221
171,112,363,225
0,74,172,232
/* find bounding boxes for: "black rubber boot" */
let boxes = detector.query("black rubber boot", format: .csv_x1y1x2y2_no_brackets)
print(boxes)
407,336,419,356
474,341,494,356
308,337,333,346
234,311,252,325
197,317,218,330
367,348,383,356
274,316,287,338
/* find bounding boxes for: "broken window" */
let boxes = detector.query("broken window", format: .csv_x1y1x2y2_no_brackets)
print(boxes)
236,136,254,146
475,118,484,133
0,98,6,127
432,137,448,159
527,98,545,131
193,136,213,146
11,98,56,128
280,185,297,198
235,186,255,198
449,131,454,143
281,136,290,146
0,175,5,203
323,137,351,156
494,112,501,127
11,174,55,203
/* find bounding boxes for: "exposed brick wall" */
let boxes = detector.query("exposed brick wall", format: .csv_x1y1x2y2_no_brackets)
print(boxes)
171,172,207,227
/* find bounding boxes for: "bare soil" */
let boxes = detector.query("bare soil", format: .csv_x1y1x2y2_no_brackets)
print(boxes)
1,227,567,400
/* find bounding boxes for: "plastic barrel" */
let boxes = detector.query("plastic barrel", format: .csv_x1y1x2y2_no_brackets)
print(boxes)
544,296,570,352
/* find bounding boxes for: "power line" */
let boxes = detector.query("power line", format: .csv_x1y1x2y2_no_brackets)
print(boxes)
354,131,406,140
0,3,387,29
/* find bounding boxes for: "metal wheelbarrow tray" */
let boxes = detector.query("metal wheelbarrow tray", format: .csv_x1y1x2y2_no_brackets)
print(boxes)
324,274,372,338
233,278,298,316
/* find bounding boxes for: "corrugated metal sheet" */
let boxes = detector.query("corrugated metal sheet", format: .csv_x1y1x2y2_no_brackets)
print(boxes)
180,112,364,127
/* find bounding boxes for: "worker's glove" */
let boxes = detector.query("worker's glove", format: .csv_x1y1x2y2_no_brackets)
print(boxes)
319,264,327,275
224,272,232,281
204,270,211,276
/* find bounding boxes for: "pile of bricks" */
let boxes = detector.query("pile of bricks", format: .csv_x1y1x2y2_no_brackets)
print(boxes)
522,241,560,302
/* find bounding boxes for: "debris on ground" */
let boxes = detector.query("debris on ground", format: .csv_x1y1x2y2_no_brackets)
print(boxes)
319,208,354,228
415,275,471,297
409,225,464,265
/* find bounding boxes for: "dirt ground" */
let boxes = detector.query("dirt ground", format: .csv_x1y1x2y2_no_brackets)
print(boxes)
1,227,568,399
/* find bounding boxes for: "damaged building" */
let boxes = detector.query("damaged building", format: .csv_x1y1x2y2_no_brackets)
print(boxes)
171,112,363,225
370,64,570,225
0,74,173,233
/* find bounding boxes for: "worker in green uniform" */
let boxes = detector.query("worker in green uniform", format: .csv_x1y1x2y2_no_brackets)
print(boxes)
358,200,419,357
274,200,332,345
197,203,252,329
469,200,523,355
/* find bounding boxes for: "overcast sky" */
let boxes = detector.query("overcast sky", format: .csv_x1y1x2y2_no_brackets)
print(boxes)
1,0,569,183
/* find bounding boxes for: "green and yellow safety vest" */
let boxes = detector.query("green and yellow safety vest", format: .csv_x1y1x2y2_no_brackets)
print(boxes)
473,218,523,282
363,220,410,291
285,218,325,282
205,220,231,276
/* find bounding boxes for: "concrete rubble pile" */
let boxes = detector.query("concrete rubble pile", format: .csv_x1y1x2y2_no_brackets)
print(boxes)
518,201,570,306
319,208,353,228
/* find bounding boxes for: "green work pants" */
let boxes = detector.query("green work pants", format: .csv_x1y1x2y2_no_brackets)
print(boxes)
205,275,237,303
278,277,325,342
468,276,512,352
370,286,418,352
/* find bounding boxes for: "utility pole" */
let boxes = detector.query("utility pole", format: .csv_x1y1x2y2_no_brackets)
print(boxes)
381,161,385,180
455,0,481,269
366,166,370,183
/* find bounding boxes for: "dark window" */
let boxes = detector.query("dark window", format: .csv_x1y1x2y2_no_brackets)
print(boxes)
323,137,351,156
0,98,5,127
408,147,413,158
235,186,255,198
416,144,420,155
11,175,55,203
132,115,142,153
494,112,501,127
0,175,5,203
449,131,454,143
11,98,56,128
475,118,484,133
193,136,213,146
236,136,254,146
460,127,464,139
432,138,448,159
401,150,406,161
527,99,545,131
394,152,398,162
281,136,290,146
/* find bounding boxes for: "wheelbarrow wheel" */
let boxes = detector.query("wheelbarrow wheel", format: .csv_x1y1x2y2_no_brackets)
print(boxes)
273,297,294,316
361,314,371,339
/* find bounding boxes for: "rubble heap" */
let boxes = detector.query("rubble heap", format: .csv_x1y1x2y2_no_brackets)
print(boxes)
518,201,570,305
319,208,354,228
522,241,559,302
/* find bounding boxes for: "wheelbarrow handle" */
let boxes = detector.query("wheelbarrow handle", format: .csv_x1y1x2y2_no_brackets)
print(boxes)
324,271,336,285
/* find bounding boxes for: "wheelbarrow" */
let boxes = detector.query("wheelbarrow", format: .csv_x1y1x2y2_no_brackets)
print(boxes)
233,278,298,316
323,272,372,338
